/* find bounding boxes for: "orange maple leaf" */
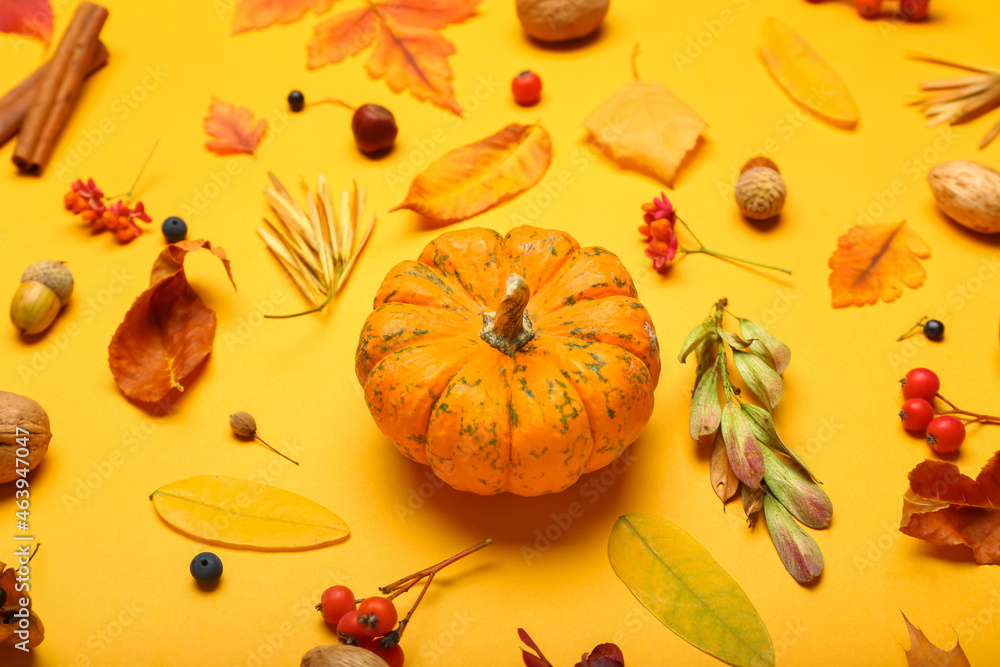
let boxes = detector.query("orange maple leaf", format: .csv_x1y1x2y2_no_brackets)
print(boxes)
828,221,930,308
203,97,268,156
900,450,1000,564
901,614,971,667
0,0,52,44
231,0,334,34
306,0,481,115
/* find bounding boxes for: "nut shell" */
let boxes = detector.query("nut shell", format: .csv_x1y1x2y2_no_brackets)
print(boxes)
10,281,61,335
928,160,1000,234
300,645,389,667
516,0,610,42
735,161,786,220
0,391,51,484
21,260,73,305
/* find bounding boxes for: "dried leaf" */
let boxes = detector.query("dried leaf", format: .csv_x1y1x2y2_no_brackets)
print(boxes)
306,1,481,114
582,69,706,187
150,475,350,550
608,513,773,667
721,402,765,488
902,614,972,667
900,451,1000,564
108,240,236,403
828,221,930,308
0,0,52,44
579,644,625,667
743,485,765,521
711,432,740,504
203,97,268,156
231,0,333,34
733,350,783,411
0,558,44,648
759,17,859,128
763,493,824,584
391,123,552,222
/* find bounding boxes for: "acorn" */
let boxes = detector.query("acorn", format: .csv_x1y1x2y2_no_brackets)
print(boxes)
10,261,73,335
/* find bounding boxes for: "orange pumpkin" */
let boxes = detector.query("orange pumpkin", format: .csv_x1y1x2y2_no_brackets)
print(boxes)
355,226,661,496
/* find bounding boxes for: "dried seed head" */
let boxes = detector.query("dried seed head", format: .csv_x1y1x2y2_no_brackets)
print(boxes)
229,411,257,438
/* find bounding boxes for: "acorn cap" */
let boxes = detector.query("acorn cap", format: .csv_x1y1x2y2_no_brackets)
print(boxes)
740,156,780,175
21,260,73,305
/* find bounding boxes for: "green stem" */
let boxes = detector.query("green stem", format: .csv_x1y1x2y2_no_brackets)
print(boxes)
106,140,159,202
685,248,792,275
265,289,335,319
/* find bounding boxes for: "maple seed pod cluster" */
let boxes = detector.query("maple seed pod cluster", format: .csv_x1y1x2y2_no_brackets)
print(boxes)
10,260,74,335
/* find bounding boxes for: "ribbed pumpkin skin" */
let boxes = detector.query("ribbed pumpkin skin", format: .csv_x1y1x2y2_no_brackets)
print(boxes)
355,226,661,496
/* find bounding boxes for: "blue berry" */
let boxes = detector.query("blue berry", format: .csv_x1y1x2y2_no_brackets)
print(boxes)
288,90,305,112
190,552,223,583
162,216,187,243
923,319,944,341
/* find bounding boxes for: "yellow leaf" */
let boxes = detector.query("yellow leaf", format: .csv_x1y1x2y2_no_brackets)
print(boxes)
391,123,551,222
150,475,350,551
828,221,930,308
608,513,773,667
902,614,972,667
759,17,859,128
582,79,706,187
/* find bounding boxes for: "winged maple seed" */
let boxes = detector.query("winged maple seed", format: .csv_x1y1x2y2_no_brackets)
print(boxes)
306,0,482,114
203,97,268,156
257,173,375,318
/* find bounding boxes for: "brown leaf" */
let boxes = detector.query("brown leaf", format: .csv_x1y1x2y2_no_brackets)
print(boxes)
828,221,930,308
900,451,1000,564
108,240,236,404
231,0,333,34
581,52,706,187
902,614,971,667
0,0,52,44
306,1,481,114
711,433,739,505
392,123,552,222
203,97,268,156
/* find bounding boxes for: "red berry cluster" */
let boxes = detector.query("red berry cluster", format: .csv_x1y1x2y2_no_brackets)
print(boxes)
316,539,491,667
319,587,403,666
898,368,1000,454
64,178,152,243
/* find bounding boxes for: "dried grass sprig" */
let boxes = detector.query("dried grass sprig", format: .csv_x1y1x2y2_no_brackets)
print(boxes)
257,172,375,319
908,52,1000,149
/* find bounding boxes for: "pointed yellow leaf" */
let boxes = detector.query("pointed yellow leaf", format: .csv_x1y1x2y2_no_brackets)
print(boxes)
582,80,706,187
609,513,773,667
760,17,859,128
391,123,552,222
150,475,350,551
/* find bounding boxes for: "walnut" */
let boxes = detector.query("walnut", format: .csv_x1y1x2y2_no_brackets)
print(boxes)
0,391,51,484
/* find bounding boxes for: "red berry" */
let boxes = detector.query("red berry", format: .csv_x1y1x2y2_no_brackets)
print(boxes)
368,643,405,667
902,368,940,402
338,610,375,646
900,398,935,431
512,70,542,106
319,585,356,627
358,596,398,636
926,416,966,453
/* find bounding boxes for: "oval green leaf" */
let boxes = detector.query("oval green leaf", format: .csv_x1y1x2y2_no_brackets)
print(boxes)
733,350,783,410
679,318,716,363
690,367,722,440
739,319,790,375
608,513,774,667
150,475,350,551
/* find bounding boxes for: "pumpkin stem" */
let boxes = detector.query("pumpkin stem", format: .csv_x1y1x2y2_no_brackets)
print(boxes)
481,273,534,356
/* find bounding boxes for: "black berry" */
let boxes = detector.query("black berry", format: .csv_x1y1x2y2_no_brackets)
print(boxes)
923,319,944,341
288,90,305,112
162,216,187,243
190,552,223,583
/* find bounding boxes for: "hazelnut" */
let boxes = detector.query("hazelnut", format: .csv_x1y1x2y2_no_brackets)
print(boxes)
734,157,786,220
0,391,51,484
351,104,398,155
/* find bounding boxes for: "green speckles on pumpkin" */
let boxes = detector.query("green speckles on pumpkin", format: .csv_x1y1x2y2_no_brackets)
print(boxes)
584,353,608,382
606,407,616,419
612,275,627,288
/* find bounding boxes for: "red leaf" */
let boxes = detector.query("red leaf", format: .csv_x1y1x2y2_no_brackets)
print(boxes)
231,0,334,34
0,0,52,44
108,240,236,404
900,451,1000,564
203,97,268,156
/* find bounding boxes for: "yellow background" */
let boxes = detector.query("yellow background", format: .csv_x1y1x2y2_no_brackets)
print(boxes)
2,0,1000,665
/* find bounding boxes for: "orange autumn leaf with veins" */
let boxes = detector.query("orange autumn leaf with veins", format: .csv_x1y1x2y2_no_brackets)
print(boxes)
108,240,236,404
901,614,971,667
231,0,333,34
828,221,930,308
900,450,1000,564
306,0,481,115
204,97,268,156
0,0,52,44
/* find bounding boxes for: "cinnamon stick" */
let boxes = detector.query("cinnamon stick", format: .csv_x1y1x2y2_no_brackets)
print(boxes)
0,41,108,148
13,2,109,173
